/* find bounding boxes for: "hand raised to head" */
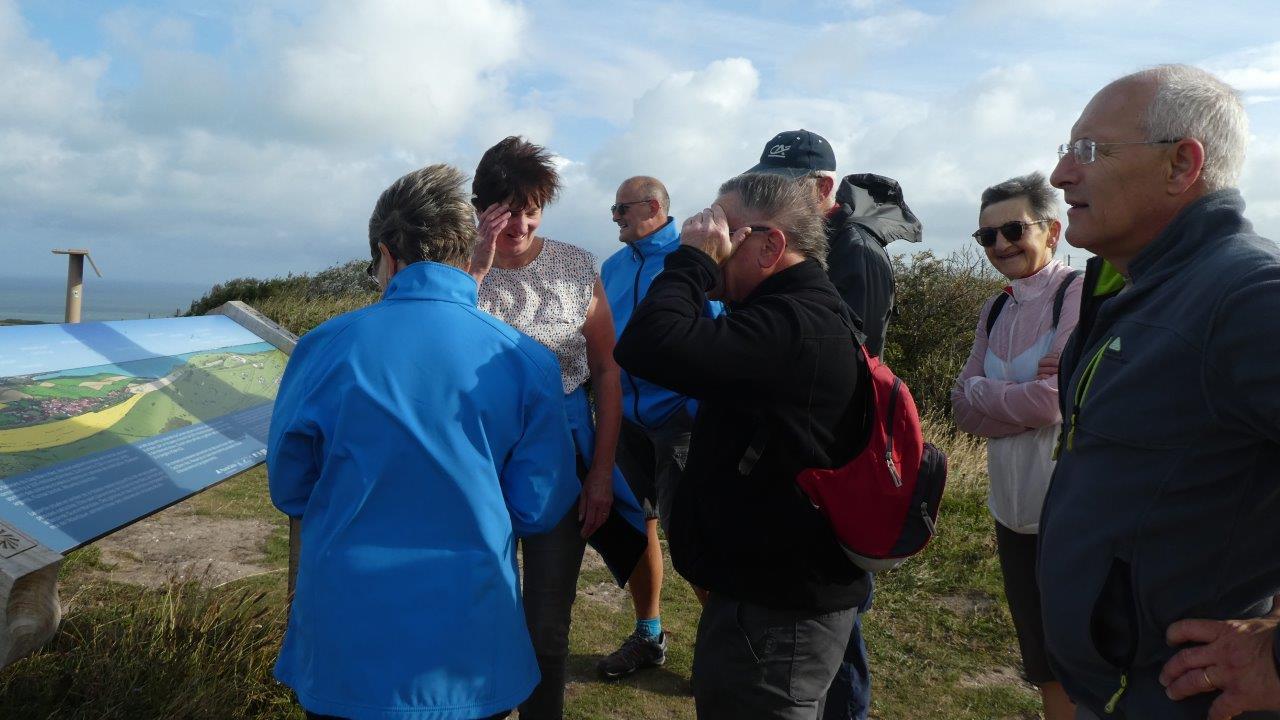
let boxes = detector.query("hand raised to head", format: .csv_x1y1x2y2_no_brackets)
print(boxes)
470,203,511,284
680,204,737,264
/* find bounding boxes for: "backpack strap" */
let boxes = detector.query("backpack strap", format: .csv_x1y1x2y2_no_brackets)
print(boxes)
1052,270,1084,331
984,292,1010,337
985,269,1082,337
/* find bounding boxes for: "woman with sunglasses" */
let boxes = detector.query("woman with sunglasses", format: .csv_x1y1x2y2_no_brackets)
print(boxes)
467,136,646,720
951,171,1083,720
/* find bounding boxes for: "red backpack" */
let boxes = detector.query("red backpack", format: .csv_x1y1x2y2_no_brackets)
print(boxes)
796,346,948,572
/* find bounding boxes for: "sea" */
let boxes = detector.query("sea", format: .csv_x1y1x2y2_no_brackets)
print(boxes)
0,276,211,324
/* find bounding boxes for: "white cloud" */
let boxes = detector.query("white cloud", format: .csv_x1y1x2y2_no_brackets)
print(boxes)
0,0,536,284
0,1,108,137
968,0,1161,18
1206,42,1280,95
265,0,529,152
3,0,1279,295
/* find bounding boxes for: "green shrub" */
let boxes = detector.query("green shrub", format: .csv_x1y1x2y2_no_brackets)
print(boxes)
185,250,1004,414
186,260,379,335
883,249,1004,419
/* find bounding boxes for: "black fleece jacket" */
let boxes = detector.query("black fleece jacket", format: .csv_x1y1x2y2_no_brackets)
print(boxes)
614,246,870,612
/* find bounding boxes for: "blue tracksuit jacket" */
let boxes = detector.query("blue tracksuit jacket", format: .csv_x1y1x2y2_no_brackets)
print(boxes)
601,218,720,427
267,261,579,720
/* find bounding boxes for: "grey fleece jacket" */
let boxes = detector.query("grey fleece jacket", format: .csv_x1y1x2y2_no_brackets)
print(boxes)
1039,189,1280,719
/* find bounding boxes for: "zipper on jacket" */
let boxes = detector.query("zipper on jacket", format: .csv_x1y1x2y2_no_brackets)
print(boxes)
628,248,648,428
1103,673,1128,714
1066,336,1112,452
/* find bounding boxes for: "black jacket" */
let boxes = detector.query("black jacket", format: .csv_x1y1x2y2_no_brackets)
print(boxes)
615,246,870,612
825,173,922,356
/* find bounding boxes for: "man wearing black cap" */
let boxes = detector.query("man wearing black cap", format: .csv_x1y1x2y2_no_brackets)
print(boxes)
745,129,922,357
745,130,923,720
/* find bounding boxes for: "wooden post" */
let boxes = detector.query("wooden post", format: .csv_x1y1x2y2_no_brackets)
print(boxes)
51,250,102,324
0,521,62,668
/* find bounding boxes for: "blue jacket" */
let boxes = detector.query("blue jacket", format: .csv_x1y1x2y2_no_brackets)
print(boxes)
602,218,719,427
1039,190,1280,719
267,261,580,720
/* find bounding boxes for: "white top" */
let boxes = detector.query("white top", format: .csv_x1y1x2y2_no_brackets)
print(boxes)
951,259,1084,534
478,238,596,394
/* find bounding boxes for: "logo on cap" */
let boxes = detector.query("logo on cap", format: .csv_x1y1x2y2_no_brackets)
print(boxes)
768,144,791,159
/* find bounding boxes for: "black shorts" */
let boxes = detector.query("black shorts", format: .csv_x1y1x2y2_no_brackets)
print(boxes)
995,521,1056,685
613,408,691,534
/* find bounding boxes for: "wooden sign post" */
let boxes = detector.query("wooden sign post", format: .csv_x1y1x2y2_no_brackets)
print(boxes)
0,301,297,671
51,249,103,324
0,524,61,666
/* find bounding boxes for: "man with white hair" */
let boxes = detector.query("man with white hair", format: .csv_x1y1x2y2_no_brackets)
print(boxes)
745,129,922,720
616,172,872,718
1040,64,1280,719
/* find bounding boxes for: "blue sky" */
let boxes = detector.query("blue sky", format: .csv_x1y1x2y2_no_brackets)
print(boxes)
3,0,1279,287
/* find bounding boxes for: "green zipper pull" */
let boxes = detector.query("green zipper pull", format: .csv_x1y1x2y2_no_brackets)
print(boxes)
1066,336,1113,454
1104,673,1128,714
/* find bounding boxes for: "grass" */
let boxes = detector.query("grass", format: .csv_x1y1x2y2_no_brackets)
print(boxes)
0,418,1040,719
20,375,133,400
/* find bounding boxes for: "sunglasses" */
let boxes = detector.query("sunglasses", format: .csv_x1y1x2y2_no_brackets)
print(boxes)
611,199,652,215
971,219,1051,248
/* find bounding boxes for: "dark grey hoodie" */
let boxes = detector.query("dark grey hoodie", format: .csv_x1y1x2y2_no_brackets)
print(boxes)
824,173,922,356
1039,190,1280,718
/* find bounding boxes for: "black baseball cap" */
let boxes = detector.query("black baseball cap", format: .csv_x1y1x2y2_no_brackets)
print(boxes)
745,129,836,178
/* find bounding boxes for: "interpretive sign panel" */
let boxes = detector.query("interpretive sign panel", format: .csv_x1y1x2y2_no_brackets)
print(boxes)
0,315,287,553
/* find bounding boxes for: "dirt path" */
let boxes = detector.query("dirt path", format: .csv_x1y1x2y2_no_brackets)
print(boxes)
79,501,280,589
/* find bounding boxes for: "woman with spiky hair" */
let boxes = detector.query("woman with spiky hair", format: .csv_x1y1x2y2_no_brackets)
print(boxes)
469,137,646,720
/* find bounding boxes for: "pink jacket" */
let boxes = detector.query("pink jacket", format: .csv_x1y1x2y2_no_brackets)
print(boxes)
952,260,1084,438
953,259,1084,533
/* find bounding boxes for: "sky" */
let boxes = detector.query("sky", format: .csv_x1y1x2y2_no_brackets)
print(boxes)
3,0,1279,287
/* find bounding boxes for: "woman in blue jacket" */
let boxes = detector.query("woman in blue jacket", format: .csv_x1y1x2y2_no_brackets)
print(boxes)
268,164,581,720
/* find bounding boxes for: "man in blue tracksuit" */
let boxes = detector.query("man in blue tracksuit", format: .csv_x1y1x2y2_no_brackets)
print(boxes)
1042,65,1280,719
596,175,718,679
268,164,580,720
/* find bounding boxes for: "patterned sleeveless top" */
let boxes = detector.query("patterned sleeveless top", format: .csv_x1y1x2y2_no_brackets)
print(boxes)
478,238,597,394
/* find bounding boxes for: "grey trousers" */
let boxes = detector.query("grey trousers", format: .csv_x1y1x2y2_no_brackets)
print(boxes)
518,506,586,720
693,593,857,720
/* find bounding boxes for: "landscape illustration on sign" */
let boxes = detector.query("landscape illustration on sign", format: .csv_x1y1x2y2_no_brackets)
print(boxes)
0,316,287,552
0,343,283,475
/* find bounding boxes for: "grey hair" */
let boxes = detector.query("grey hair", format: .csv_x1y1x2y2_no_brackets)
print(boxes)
369,164,476,270
980,171,1059,220
622,176,671,215
718,172,829,269
802,170,840,208
1125,64,1248,192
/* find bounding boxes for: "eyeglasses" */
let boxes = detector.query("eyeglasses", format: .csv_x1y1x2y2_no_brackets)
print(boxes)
734,225,775,236
1056,138,1180,165
367,247,397,285
972,220,1051,248
610,199,653,215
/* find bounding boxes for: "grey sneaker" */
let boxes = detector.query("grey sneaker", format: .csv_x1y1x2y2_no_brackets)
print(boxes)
597,630,667,679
